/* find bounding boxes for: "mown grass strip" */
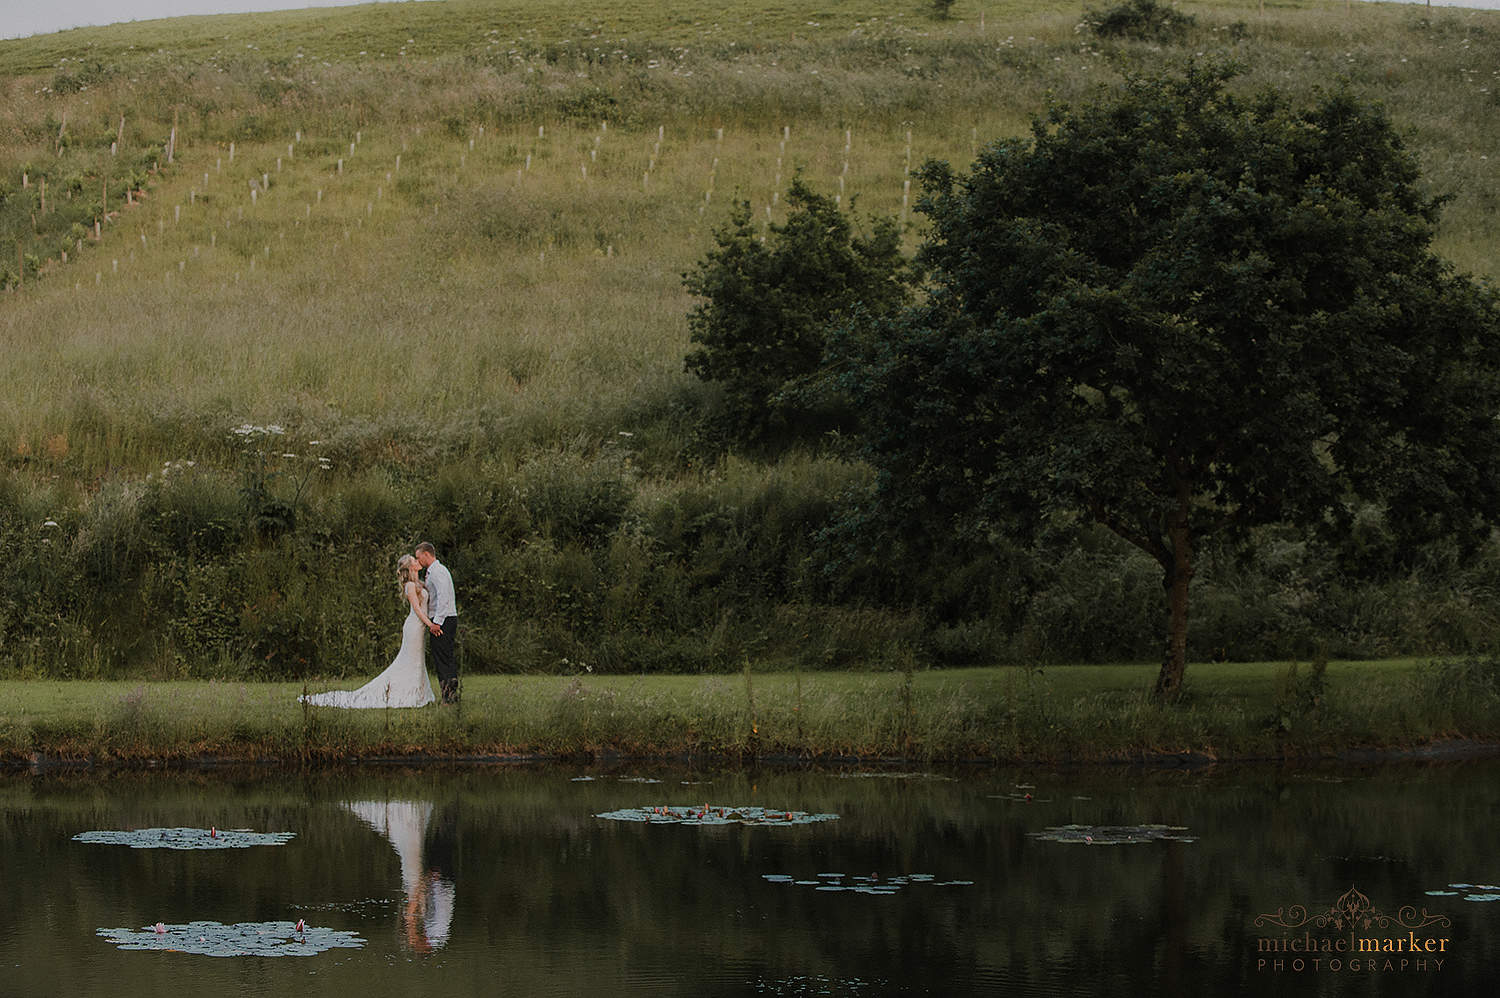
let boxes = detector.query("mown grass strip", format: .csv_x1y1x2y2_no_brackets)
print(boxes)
4,658,1496,765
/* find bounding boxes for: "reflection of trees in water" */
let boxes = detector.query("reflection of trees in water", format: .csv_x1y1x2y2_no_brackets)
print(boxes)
4,763,1500,992
344,800,455,954
425,765,1500,990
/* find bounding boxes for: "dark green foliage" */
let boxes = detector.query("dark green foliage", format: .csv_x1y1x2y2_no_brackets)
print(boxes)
683,177,909,449
4,455,1500,678
1084,0,1195,43
828,64,1500,695
520,450,633,549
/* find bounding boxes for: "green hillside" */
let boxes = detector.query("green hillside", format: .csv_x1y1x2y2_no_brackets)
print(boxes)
1,1,1498,681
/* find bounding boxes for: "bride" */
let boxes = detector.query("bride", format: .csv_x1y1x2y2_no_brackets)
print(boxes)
300,554,436,708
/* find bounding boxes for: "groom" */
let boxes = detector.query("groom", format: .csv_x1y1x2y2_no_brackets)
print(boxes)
415,542,460,704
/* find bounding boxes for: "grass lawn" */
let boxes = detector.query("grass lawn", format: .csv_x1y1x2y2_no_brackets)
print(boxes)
3,657,1495,766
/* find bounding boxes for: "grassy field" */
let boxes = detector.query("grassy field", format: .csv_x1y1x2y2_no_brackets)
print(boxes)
1,1,1499,681
2,1,1498,468
4,656,1498,764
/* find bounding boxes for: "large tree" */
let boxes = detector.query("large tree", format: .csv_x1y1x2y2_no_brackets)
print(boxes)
830,65,1500,697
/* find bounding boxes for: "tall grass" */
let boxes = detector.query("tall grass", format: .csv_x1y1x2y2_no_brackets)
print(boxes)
3,2,1497,464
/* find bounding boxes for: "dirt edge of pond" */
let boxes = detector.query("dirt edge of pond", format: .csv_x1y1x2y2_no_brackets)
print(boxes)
7,737,1500,772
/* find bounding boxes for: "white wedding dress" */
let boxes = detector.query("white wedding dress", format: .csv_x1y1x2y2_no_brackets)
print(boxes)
300,587,435,708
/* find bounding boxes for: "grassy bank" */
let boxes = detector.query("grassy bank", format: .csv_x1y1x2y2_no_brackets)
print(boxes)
5,657,1499,765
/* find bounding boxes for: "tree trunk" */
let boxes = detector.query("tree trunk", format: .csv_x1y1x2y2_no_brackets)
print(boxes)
1153,498,1193,700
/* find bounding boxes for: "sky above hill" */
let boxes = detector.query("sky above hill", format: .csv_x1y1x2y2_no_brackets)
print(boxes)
1,0,1497,41
0,1,435,40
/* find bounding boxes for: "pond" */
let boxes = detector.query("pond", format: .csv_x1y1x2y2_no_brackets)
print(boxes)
2,760,1496,996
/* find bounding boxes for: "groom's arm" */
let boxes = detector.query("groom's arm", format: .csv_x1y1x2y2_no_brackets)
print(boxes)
428,566,451,633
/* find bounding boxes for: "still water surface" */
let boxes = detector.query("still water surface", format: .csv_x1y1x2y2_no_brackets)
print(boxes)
2,761,1496,996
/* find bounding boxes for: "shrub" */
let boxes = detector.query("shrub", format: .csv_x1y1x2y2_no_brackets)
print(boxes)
1271,652,1328,734
1084,0,1194,42
71,479,149,587
683,178,909,449
140,467,245,556
519,450,633,549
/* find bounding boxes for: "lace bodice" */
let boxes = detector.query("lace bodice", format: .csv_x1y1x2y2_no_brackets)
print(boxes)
405,581,428,616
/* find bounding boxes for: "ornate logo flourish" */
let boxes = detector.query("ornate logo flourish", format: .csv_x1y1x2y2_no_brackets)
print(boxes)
1255,886,1452,932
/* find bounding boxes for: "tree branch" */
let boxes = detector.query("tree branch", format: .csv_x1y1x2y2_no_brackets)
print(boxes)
1090,500,1170,569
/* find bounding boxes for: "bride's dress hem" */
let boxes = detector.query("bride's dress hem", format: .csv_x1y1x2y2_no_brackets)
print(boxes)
300,607,435,709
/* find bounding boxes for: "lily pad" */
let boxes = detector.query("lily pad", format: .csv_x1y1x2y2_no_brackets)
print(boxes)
989,792,1051,803
762,872,974,895
298,897,398,914
73,828,296,850
594,805,838,826
833,772,954,782
1433,883,1500,902
97,921,364,957
1029,824,1196,845
755,975,882,995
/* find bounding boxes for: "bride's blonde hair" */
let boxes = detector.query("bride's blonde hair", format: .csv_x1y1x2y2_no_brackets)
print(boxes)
397,553,425,599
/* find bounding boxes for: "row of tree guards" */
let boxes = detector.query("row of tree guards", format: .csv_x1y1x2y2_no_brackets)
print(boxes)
13,111,970,292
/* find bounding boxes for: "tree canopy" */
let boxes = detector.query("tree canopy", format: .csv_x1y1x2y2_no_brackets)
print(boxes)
829,65,1500,696
683,177,908,448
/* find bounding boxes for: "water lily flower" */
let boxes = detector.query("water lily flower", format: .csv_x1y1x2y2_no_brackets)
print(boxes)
154,922,166,934
295,919,305,934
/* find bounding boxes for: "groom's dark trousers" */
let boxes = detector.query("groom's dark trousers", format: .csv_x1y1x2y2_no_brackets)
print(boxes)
433,618,459,702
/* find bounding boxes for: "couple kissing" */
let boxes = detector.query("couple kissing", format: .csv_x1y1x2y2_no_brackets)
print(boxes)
300,542,460,709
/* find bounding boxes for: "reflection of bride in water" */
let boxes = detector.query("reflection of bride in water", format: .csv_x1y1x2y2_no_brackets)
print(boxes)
345,800,456,953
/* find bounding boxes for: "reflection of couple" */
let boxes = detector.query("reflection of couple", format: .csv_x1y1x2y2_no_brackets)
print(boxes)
301,542,460,708
345,799,456,953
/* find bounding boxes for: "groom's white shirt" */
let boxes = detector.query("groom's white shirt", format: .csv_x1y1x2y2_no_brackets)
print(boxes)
425,559,457,625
